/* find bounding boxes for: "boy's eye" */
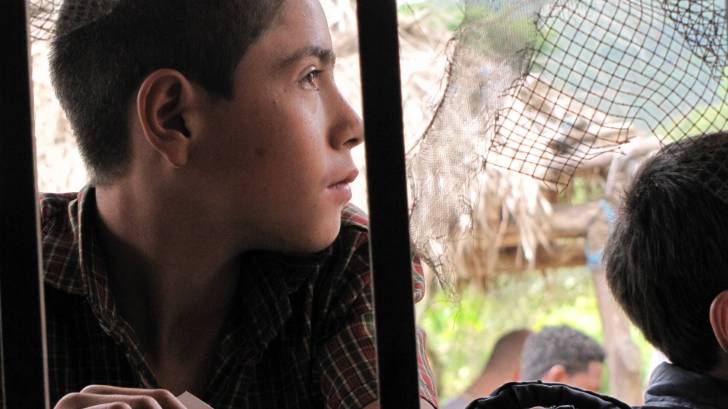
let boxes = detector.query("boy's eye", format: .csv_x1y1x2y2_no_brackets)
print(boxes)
300,68,323,90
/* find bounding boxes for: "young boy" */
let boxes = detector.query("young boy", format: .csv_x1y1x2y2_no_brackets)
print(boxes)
43,0,438,408
604,133,728,408
519,326,604,393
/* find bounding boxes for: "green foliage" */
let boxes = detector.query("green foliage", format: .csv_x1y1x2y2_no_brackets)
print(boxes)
460,11,539,59
397,1,466,33
398,2,540,56
417,268,657,401
530,26,558,73
557,176,604,205
662,104,728,141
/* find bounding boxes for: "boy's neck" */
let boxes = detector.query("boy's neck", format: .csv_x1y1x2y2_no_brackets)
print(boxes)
94,180,242,392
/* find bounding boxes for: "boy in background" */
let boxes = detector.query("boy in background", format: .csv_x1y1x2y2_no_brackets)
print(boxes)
605,133,728,408
519,326,605,393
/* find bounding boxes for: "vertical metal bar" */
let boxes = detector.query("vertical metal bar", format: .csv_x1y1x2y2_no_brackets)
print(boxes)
0,1,51,408
355,1,420,408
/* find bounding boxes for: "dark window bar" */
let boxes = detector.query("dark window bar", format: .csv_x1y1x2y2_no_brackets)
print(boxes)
0,1,51,407
356,1,421,408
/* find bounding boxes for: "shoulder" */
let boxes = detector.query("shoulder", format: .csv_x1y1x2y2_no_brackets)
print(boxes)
335,203,426,303
307,205,371,314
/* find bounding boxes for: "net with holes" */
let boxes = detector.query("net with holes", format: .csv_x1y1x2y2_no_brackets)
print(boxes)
29,0,117,41
408,0,728,284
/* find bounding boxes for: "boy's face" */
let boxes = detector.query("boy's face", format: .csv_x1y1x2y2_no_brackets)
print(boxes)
193,0,362,253
560,361,603,392
540,361,603,392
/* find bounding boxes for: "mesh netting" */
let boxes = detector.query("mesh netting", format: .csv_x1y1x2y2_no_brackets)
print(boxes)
28,0,117,41
28,0,58,41
408,0,728,284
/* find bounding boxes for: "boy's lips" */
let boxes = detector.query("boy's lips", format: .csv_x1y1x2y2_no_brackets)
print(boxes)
328,169,359,188
327,169,358,203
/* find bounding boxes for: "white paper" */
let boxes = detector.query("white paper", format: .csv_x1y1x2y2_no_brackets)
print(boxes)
177,391,214,409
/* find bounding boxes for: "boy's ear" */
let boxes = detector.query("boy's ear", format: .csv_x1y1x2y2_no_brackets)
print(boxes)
136,69,195,168
541,365,568,383
709,289,728,352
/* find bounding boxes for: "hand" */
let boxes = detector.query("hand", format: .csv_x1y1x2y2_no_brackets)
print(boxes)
54,385,188,409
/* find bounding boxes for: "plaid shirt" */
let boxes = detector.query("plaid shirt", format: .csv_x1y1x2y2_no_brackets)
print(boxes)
39,186,438,408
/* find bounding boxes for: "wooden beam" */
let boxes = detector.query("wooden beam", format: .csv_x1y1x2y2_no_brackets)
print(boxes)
493,241,586,273
575,135,661,173
499,202,600,248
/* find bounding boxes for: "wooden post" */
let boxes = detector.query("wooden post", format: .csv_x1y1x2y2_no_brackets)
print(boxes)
586,203,642,405
591,268,643,404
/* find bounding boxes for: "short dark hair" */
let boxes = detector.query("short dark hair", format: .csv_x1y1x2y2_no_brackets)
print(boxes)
520,326,604,381
604,133,728,373
50,0,285,184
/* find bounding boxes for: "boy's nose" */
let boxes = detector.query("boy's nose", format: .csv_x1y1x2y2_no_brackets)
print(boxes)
344,109,364,149
330,89,363,150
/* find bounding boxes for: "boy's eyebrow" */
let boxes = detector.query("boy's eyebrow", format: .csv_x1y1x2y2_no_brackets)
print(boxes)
277,46,336,70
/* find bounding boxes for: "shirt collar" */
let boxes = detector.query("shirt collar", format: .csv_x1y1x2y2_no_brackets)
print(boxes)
644,362,728,408
217,249,329,357
197,248,330,394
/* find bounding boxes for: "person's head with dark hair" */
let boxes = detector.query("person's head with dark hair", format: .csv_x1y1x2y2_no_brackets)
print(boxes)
51,0,286,184
49,0,364,254
604,133,728,379
520,326,605,392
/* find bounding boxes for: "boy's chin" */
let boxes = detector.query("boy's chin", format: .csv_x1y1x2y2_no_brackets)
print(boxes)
279,223,342,255
303,229,341,253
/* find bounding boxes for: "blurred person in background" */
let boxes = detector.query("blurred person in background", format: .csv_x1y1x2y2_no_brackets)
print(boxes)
520,325,605,392
442,329,532,409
